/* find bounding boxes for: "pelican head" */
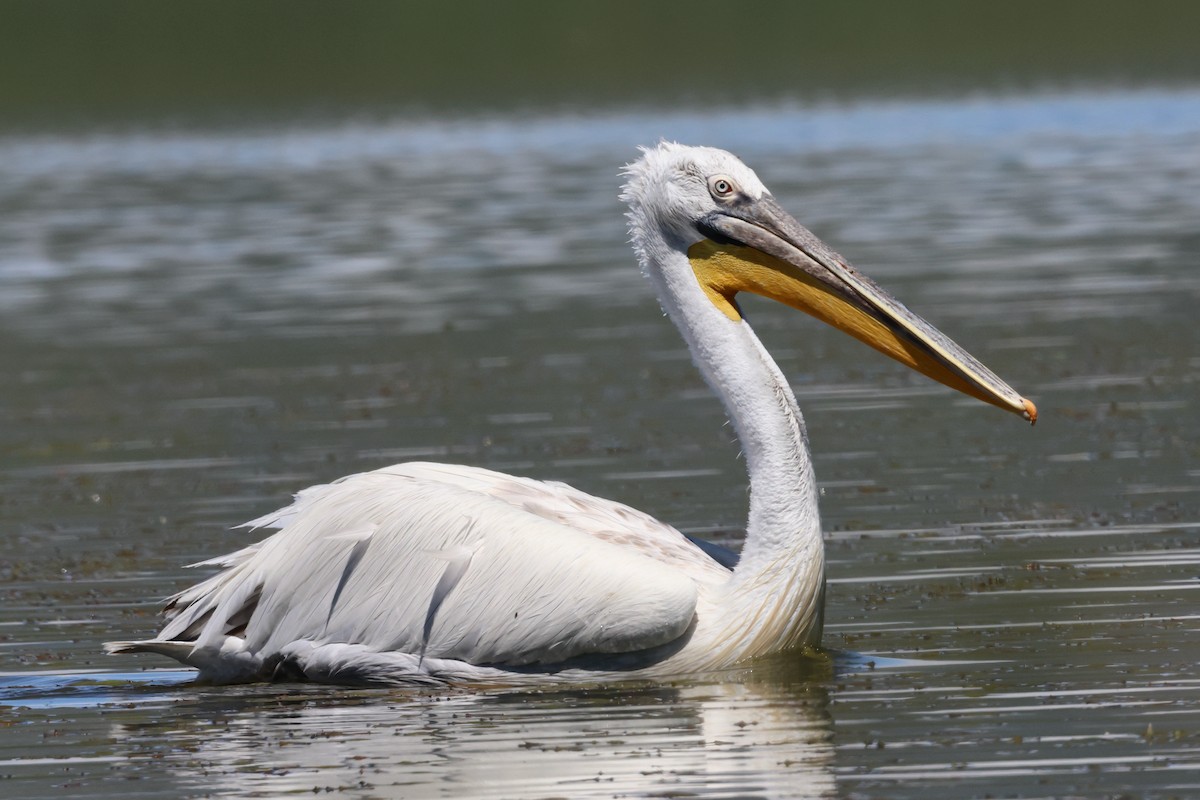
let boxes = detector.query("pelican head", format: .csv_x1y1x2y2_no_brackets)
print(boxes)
623,142,1036,422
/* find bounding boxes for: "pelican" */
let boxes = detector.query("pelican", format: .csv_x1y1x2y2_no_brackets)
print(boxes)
106,143,1036,685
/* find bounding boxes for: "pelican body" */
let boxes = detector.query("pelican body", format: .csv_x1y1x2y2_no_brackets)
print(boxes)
107,144,1035,685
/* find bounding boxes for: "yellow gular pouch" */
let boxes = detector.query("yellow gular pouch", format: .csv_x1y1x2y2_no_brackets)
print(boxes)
686,238,1014,412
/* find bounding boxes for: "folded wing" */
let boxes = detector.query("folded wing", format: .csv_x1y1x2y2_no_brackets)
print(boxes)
143,463,710,671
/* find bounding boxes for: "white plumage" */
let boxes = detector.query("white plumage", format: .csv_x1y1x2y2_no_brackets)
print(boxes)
108,143,1034,684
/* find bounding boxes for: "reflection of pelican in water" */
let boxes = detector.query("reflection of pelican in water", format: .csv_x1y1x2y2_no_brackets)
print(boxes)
107,144,1034,685
108,663,839,798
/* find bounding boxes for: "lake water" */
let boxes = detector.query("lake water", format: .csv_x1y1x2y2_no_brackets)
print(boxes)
1,88,1199,797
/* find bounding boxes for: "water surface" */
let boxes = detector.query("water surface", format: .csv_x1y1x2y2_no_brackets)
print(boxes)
1,89,1199,797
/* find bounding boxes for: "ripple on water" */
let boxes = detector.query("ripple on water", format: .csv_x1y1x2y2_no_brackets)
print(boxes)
1,89,1198,799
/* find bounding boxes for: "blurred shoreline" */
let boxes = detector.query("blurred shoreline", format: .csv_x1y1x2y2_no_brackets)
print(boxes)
4,0,1200,133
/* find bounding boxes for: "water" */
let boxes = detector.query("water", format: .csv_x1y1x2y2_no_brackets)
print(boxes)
1,88,1199,797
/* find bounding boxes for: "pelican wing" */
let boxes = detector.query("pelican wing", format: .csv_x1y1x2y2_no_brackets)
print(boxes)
157,463,711,669
386,463,734,580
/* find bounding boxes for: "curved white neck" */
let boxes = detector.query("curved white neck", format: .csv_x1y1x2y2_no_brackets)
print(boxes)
641,244,826,655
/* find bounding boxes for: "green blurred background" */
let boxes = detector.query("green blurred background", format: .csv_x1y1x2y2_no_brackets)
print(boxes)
3,0,1199,130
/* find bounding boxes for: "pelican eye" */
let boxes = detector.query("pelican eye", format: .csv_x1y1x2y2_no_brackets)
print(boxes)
708,176,737,199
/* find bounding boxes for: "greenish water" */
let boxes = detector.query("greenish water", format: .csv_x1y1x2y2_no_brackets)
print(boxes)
1,43,1199,800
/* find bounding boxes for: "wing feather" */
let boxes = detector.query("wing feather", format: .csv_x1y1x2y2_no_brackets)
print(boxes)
383,463,732,582
166,464,711,668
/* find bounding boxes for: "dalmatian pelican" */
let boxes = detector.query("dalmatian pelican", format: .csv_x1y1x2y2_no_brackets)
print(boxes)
107,143,1036,685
